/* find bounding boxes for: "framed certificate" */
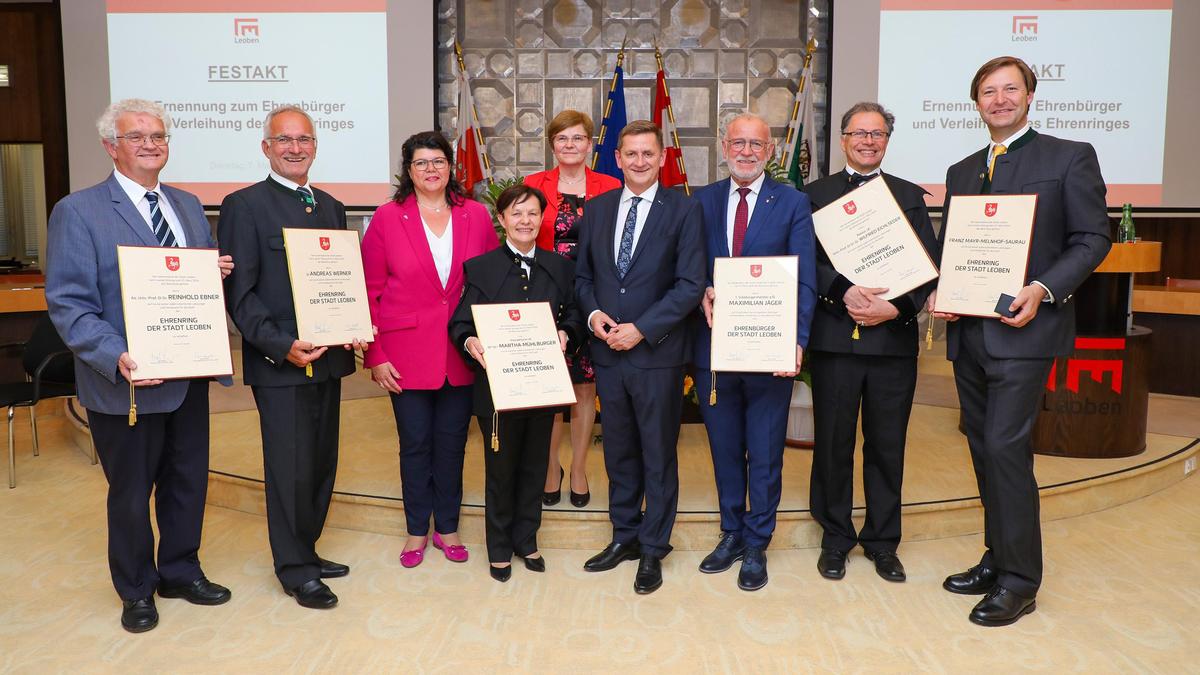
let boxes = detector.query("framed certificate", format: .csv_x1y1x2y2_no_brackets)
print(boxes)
812,177,938,300
470,301,575,412
711,256,798,372
117,246,233,381
282,228,374,346
934,195,1037,317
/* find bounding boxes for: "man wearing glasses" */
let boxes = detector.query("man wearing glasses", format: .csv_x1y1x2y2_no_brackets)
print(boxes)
803,102,938,585
692,112,816,591
219,104,359,610
46,99,235,632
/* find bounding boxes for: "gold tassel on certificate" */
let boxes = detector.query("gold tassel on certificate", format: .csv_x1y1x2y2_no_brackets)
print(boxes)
128,381,137,426
490,411,499,451
851,324,860,340
925,317,935,350
305,363,313,378
709,371,717,406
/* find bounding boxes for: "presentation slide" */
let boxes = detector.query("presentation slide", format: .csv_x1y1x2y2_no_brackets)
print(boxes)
63,1,432,208
877,0,1172,206
106,1,389,206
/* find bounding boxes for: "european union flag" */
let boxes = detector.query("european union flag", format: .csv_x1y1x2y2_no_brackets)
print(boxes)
592,58,627,183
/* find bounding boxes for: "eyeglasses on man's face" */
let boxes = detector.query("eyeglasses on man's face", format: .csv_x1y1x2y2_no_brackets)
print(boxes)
267,135,317,148
115,133,171,147
842,130,890,141
725,138,768,152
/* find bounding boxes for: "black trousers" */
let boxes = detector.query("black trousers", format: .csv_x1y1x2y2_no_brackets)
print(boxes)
88,379,210,601
476,411,553,562
810,351,917,554
593,360,684,558
389,383,473,537
251,379,341,589
954,318,1053,597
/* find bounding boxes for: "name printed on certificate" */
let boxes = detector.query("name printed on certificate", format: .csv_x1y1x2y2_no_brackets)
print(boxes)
283,228,374,347
471,302,576,412
118,246,233,381
812,177,938,300
711,256,798,373
934,194,1037,317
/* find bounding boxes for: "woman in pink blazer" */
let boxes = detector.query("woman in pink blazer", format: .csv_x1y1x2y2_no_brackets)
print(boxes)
362,131,499,568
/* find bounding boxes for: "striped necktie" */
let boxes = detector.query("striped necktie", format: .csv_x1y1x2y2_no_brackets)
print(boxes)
297,186,315,207
145,191,178,247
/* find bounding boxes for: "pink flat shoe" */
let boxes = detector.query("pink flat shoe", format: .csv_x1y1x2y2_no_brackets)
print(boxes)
399,537,428,568
432,532,469,563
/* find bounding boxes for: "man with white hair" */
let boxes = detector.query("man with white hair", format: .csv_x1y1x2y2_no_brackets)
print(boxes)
45,98,235,633
692,112,816,591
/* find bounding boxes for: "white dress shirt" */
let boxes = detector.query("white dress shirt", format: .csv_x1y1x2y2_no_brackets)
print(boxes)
724,172,766,253
507,240,534,278
612,182,660,262
422,215,454,288
112,168,187,246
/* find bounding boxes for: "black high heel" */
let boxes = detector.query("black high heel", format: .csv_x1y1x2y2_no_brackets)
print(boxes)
569,471,590,507
489,564,512,582
542,467,563,506
521,555,546,573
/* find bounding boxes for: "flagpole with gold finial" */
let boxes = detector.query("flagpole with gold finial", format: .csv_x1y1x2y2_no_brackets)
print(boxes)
454,40,494,185
592,38,627,169
654,41,690,196
781,38,817,176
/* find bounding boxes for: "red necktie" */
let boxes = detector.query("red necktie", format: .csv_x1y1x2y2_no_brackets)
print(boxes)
731,187,750,256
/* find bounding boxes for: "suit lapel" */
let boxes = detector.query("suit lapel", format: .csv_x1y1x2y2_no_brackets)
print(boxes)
447,201,470,291
161,185,206,247
598,192,621,277
709,180,731,258
106,175,159,247
965,146,989,195
741,177,779,254
399,199,445,291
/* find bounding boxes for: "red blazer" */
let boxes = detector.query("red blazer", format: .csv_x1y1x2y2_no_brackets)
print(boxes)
361,196,499,389
524,166,621,251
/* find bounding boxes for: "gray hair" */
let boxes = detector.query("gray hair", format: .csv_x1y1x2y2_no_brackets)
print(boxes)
262,104,315,140
719,112,772,139
839,102,895,135
96,98,171,141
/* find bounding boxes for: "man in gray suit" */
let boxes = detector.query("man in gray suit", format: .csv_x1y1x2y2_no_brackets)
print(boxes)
932,57,1111,626
45,99,234,633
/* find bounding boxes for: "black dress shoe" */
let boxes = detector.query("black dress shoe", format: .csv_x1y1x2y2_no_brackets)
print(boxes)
121,597,158,633
319,558,350,579
569,487,591,508
285,579,338,609
864,550,906,582
969,586,1036,627
489,564,512,583
817,548,847,580
542,467,564,506
943,563,998,595
158,577,232,605
521,555,546,573
583,541,641,572
737,548,768,591
698,532,745,574
634,555,663,594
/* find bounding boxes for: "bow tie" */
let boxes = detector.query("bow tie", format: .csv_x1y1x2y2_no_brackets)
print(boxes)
511,252,536,267
847,172,876,187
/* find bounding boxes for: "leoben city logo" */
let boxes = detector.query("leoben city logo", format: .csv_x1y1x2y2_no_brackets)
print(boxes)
234,17,260,44
985,202,998,217
508,309,521,321
750,264,763,278
319,236,331,251
843,201,857,215
165,256,180,271
1012,15,1038,42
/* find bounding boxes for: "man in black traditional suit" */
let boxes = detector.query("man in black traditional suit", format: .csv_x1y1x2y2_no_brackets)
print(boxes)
933,56,1111,626
803,102,939,585
575,120,706,594
219,105,359,610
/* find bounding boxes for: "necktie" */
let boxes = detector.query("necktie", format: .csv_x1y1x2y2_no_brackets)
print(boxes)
616,196,640,277
988,144,1007,181
297,186,315,212
731,187,750,256
145,191,178,247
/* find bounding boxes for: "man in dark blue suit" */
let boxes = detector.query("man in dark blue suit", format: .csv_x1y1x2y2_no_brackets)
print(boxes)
45,99,235,633
692,113,816,591
576,120,706,594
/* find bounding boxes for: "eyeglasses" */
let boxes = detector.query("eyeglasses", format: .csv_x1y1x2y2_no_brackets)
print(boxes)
553,134,590,146
267,135,317,148
115,133,170,147
411,158,449,171
842,130,890,140
725,139,768,152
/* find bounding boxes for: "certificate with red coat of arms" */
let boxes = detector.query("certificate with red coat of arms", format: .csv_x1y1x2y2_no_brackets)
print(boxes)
933,194,1037,317
117,246,233,380
470,302,575,411
812,176,939,301
282,228,374,346
711,256,798,372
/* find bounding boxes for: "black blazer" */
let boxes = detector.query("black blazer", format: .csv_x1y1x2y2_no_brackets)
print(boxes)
941,131,1111,359
574,185,706,369
449,246,585,417
804,171,940,357
218,177,357,387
